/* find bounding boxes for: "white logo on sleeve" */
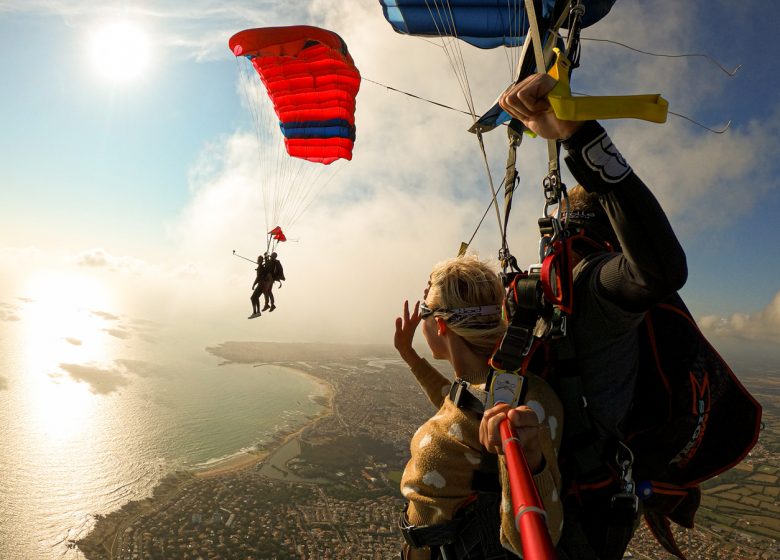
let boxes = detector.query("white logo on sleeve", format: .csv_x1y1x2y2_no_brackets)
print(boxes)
583,133,631,183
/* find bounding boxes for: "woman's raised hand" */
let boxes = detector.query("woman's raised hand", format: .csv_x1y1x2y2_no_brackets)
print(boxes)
498,73,583,141
394,300,422,367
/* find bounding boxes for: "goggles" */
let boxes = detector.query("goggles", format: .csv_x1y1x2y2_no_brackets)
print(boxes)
420,301,502,325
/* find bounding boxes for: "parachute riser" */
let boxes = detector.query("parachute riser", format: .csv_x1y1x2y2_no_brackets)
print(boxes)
497,0,581,277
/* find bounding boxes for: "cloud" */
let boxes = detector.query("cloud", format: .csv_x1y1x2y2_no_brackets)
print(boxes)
0,1,313,61
104,328,131,339
139,0,777,346
0,302,21,322
55,358,156,393
91,310,119,321
58,362,131,394
1,1,776,348
65,337,82,345
699,291,780,342
76,248,157,275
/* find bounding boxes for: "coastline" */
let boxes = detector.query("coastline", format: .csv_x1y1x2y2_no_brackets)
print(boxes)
193,364,335,478
77,362,336,558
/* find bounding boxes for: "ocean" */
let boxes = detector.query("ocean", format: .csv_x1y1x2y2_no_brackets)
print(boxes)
0,311,327,560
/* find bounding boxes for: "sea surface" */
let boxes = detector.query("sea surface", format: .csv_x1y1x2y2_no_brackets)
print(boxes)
0,308,327,560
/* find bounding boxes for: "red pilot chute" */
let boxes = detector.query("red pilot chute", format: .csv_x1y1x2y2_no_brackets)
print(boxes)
268,226,287,243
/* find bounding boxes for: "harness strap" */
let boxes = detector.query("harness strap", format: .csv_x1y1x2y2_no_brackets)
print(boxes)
446,380,508,495
490,273,544,373
448,379,487,415
398,503,459,548
399,496,520,559
553,332,617,485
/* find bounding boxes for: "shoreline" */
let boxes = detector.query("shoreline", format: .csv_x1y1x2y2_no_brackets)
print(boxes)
77,362,336,557
193,366,335,478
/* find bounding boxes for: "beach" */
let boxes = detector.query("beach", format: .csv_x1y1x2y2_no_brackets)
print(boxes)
193,367,335,479
76,363,336,558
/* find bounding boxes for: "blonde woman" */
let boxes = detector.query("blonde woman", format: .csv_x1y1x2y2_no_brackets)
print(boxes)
394,255,564,560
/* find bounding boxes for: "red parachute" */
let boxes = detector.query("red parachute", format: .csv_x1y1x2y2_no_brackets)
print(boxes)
229,26,361,164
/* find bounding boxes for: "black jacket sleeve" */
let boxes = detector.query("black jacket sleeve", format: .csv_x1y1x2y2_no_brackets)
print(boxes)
563,121,688,311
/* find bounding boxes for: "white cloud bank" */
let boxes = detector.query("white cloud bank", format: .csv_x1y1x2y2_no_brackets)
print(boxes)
699,291,780,342
2,0,778,348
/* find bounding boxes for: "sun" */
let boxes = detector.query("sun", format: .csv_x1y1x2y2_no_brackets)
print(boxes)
89,21,151,83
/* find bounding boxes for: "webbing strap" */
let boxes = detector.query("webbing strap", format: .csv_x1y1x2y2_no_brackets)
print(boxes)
501,127,523,252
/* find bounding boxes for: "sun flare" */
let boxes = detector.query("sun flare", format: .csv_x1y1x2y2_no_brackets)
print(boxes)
20,269,116,372
89,21,151,83
19,270,117,440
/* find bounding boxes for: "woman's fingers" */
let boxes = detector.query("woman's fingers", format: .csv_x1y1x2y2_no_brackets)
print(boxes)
480,403,511,454
480,404,544,457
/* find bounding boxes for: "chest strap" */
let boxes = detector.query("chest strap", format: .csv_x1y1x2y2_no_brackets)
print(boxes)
447,380,506,494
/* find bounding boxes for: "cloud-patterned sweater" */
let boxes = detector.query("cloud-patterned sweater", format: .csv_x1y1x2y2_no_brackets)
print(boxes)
401,357,564,555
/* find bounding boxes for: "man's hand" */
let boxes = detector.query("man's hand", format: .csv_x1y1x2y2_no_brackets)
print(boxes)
394,300,422,367
480,403,544,474
499,73,583,141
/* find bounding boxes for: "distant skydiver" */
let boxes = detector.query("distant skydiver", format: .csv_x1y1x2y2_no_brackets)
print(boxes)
249,255,266,319
262,252,285,312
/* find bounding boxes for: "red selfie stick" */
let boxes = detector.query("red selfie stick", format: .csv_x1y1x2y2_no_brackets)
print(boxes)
500,419,555,560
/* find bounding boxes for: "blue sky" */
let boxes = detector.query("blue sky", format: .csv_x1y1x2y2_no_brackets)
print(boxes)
0,0,779,362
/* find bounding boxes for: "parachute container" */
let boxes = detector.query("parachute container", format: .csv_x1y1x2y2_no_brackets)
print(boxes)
229,26,361,164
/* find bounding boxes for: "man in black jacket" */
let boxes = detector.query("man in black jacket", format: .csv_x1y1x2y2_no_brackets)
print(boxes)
262,252,285,312
481,73,687,560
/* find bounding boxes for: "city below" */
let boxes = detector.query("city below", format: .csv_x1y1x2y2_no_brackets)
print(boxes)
77,342,779,560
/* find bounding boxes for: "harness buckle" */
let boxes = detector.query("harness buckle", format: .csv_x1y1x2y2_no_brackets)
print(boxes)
452,379,466,408
611,442,639,515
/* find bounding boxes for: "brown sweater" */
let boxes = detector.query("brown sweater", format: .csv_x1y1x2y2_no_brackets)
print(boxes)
401,358,564,555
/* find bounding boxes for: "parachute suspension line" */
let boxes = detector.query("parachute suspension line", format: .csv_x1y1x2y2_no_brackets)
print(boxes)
581,37,742,77
281,160,343,232
238,55,340,236
362,77,474,116
667,112,731,134
237,56,292,235
462,151,510,256
237,57,275,234
440,0,480,119
287,163,347,231
476,130,506,242
465,192,501,250
501,1,527,81
423,0,478,118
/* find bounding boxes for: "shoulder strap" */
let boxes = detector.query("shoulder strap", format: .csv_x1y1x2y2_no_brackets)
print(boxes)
553,336,615,484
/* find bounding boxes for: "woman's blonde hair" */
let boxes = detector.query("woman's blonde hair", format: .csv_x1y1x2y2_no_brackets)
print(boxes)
425,255,506,357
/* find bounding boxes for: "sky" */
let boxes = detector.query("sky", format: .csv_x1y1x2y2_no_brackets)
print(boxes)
1,0,779,365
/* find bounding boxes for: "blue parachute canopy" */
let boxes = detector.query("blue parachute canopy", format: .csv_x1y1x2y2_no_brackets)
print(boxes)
379,0,616,49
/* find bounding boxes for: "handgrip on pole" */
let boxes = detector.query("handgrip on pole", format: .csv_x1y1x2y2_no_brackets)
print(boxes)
500,419,556,560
